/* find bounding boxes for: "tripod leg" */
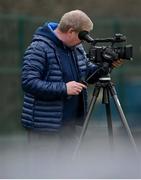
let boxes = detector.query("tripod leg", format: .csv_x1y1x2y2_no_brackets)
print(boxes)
73,85,101,158
103,87,114,145
109,84,138,154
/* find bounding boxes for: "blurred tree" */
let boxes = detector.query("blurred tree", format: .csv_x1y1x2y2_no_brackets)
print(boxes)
0,0,141,19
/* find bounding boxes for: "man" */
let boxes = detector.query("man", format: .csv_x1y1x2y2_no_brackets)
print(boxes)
21,10,122,133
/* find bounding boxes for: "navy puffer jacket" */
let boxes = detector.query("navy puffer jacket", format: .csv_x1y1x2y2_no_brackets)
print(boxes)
21,22,98,131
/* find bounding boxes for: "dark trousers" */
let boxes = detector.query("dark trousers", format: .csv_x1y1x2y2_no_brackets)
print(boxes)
26,122,82,161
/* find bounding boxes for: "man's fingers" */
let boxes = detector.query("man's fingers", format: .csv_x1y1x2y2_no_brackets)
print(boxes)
66,81,87,95
112,59,125,68
75,82,87,89
75,86,83,92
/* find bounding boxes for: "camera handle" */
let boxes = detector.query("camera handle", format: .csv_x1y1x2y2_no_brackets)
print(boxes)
73,75,138,158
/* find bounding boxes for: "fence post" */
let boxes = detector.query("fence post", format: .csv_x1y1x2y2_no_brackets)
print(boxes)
112,19,126,110
18,15,25,62
18,15,26,108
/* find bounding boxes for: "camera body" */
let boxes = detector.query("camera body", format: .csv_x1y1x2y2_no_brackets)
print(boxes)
88,34,133,65
78,32,133,66
87,33,133,65
88,44,133,65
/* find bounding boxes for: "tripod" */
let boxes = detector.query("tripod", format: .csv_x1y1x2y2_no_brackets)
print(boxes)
73,74,138,157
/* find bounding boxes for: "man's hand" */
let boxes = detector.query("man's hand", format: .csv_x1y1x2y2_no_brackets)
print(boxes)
66,81,87,95
112,59,124,68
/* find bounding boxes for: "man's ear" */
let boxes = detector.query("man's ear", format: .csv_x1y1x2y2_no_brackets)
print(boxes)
68,28,74,34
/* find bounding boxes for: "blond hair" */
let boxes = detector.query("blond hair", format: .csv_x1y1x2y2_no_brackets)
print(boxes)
58,10,93,32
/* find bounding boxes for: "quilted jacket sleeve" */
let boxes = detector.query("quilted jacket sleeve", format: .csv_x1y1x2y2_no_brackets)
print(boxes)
21,41,67,100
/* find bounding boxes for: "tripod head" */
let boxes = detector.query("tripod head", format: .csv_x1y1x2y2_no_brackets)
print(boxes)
83,61,112,85
99,74,111,81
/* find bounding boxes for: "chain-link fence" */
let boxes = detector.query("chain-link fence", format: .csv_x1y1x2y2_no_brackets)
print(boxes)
0,14,141,133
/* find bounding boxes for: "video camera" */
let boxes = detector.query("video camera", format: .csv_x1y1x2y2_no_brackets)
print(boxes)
78,31,133,66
